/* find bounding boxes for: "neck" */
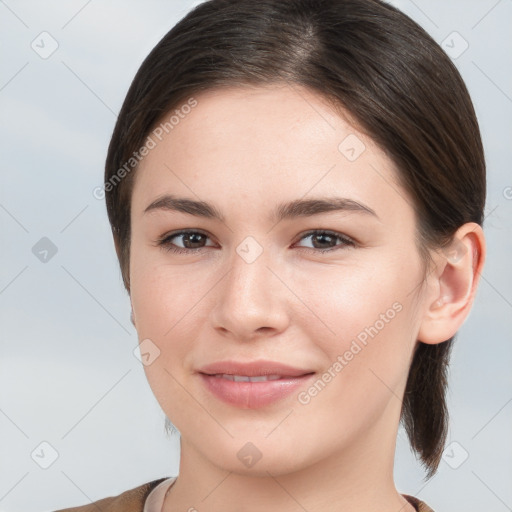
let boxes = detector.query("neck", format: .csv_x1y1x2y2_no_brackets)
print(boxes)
163,402,416,512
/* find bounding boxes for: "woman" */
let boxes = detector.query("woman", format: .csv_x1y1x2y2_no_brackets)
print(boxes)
56,0,486,510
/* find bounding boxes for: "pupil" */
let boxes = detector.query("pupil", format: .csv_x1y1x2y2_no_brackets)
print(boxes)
314,233,333,248
186,233,204,248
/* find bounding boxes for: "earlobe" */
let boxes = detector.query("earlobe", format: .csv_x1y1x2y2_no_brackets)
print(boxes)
114,235,122,262
417,222,486,345
129,297,136,327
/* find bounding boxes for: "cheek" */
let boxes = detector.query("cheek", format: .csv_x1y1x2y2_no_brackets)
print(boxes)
294,257,420,397
129,239,204,336
292,294,415,443
131,236,421,407
129,253,214,393
130,261,202,425
294,255,415,338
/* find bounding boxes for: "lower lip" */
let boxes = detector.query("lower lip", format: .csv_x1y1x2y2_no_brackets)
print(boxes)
199,373,315,409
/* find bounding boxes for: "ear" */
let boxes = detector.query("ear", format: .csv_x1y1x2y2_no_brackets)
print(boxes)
113,233,123,262
417,222,486,344
114,232,131,294
128,285,135,327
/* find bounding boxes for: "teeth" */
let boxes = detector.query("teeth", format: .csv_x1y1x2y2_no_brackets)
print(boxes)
214,374,283,382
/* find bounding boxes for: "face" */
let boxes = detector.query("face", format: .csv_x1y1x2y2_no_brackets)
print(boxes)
129,84,432,476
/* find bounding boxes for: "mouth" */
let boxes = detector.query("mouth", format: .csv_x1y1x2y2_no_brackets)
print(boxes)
208,374,287,382
197,360,316,408
198,359,314,378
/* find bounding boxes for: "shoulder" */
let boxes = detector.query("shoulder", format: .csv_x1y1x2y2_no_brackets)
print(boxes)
52,477,170,512
402,493,436,512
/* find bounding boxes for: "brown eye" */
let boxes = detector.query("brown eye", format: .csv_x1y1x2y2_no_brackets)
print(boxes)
156,229,356,255
157,230,215,254
295,230,356,252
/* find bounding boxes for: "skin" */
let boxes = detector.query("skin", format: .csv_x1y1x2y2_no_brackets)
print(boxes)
127,84,485,512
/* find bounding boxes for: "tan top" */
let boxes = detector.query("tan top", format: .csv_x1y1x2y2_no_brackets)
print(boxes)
53,476,435,512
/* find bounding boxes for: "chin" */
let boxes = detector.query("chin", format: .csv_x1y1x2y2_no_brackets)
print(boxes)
214,451,309,478
186,431,316,478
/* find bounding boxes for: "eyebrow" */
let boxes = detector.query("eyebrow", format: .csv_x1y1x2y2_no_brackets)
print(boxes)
143,194,379,223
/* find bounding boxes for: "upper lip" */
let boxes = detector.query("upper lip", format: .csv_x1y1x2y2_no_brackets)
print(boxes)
198,360,315,377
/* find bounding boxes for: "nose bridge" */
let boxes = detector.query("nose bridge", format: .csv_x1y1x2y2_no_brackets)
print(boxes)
212,238,289,338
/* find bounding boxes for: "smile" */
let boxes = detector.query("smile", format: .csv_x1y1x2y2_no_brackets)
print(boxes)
199,372,315,408
212,374,283,382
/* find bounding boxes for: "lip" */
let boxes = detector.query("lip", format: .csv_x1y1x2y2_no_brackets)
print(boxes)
198,360,314,377
197,360,316,409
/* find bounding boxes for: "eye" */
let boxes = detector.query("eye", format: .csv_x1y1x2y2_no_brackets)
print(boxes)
156,229,356,255
156,230,216,254
294,229,356,253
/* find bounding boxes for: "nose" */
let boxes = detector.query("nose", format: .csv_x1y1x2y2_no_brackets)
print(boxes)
210,246,291,342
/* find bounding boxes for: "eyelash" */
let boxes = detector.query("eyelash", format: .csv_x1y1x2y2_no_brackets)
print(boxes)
155,229,356,255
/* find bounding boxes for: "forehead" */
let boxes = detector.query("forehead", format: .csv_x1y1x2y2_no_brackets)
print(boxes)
132,84,409,224
153,84,359,160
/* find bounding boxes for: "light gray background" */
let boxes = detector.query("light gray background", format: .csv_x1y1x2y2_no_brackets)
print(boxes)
0,1,511,511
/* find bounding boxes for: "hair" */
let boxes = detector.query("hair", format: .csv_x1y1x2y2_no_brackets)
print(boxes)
104,0,485,478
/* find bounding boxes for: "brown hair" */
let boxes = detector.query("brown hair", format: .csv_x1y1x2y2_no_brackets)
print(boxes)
104,0,485,478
